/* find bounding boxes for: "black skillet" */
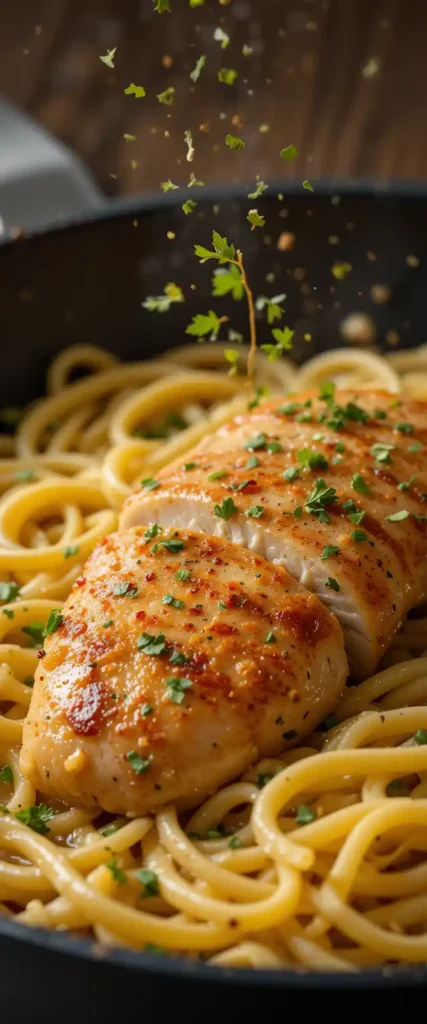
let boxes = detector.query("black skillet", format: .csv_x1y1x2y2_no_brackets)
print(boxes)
0,98,426,1022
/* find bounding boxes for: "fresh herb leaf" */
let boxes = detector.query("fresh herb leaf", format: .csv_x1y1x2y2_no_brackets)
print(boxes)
141,703,153,718
351,529,368,542
280,145,297,160
161,179,179,192
264,631,277,643
141,478,159,491
175,568,191,582
186,310,224,340
142,283,184,313
195,231,236,264
414,729,427,745
214,497,238,520
348,510,365,525
169,650,189,666
188,173,204,187
0,765,12,785
136,868,159,897
44,609,64,636
351,474,370,495
385,509,410,522
370,443,395,464
124,83,146,98
113,582,138,598
245,432,266,450
283,466,301,481
157,87,175,105
162,594,185,609
397,476,415,492
247,209,265,230
225,133,245,150
145,524,163,541
296,804,315,825
218,68,238,85
305,478,337,520
154,0,171,10
137,632,167,655
22,621,45,648
126,751,152,774
261,325,294,359
182,199,197,215
396,422,414,435
212,264,244,300
208,470,228,481
228,836,242,850
224,349,239,375
302,179,314,191
63,544,80,559
248,179,268,200
155,539,185,554
166,676,192,704
325,577,340,592
190,54,206,82
0,582,20,602
214,27,230,48
99,47,117,68
16,804,54,835
103,620,113,629
246,506,264,518
321,545,339,560
297,448,328,471
106,859,127,885
409,442,423,453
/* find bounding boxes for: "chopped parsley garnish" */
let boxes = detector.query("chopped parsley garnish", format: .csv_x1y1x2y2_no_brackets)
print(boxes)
248,179,268,200
183,462,197,471
305,478,337,521
348,510,365,525
335,442,345,453
136,868,159,897
218,601,227,611
397,476,415,492
246,456,259,469
373,408,387,419
114,582,138,599
157,86,175,105
385,509,409,522
124,83,146,98
409,442,423,453
190,54,206,82
325,577,340,592
296,804,315,825
293,505,302,518
126,751,152,774
302,180,314,192
277,402,300,415
414,729,427,745
225,134,244,150
351,474,370,495
169,650,189,666
214,497,238,520
100,823,121,837
99,47,117,68
208,469,228,481
137,632,167,655
0,765,12,785
22,621,45,648
153,539,185,554
141,478,159,490
182,199,197,215
162,594,185,609
161,179,179,192
283,466,301,481
154,0,170,12
166,676,192,704
218,68,238,85
297,448,328,471
140,703,153,718
351,529,368,542
44,609,64,636
175,568,191,582
370,443,395,464
63,544,80,559
106,859,127,885
396,422,414,435
280,144,297,160
16,804,54,835
321,545,339,560
247,209,265,230
264,631,277,643
0,581,20,602
246,506,264,518
245,432,267,451
228,836,242,850
214,26,230,48
145,523,162,540
2,609,13,619
266,440,283,454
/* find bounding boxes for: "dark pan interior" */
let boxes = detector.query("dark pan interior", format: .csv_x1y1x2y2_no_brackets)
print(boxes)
1,182,427,1019
1,181,427,404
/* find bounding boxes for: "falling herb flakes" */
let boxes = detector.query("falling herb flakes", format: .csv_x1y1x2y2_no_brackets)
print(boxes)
190,55,206,83
186,310,225,340
124,83,146,98
99,47,117,69
247,209,265,230
225,134,245,150
182,199,197,215
184,129,195,162
154,0,171,12
157,87,175,105
214,27,230,49
143,283,184,313
280,145,297,160
302,180,314,191
161,179,179,192
217,68,238,85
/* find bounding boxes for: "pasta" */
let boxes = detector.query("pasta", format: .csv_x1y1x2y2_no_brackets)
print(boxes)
0,340,427,970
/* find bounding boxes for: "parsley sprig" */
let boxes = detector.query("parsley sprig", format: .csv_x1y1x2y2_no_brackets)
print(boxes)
194,231,257,377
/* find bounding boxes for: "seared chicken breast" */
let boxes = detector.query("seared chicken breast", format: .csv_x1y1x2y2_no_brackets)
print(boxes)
21,528,347,814
121,390,427,676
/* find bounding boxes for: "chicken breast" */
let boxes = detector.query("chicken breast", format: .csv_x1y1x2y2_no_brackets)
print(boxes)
121,389,427,676
21,528,347,815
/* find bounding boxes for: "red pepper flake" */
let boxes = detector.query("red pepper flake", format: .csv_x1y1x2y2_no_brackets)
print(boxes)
211,622,238,636
136,610,146,621
189,606,203,615
146,572,156,582
37,649,46,659
76,576,86,587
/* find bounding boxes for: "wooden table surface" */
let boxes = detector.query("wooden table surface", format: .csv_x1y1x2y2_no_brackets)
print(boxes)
0,0,426,198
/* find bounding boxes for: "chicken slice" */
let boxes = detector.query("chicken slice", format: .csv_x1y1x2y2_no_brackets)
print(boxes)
21,528,347,815
121,389,427,676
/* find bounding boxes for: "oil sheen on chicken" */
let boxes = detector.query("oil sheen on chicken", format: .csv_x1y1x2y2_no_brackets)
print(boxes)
121,390,427,676
21,528,347,814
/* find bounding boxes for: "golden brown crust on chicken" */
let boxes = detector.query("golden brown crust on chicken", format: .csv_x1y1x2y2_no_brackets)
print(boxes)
21,528,347,814
121,390,427,675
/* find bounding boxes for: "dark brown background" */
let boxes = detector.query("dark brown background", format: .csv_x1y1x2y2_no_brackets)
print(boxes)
0,0,426,198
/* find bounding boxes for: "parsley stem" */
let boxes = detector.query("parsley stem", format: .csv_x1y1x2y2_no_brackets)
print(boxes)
236,250,256,379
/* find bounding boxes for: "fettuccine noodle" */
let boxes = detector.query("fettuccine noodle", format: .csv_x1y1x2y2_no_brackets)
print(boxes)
0,341,426,970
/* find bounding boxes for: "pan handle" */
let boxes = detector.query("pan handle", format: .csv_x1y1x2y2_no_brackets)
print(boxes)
0,97,104,235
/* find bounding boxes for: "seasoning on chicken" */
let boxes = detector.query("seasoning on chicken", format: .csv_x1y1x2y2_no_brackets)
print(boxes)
20,528,347,815
121,389,427,676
